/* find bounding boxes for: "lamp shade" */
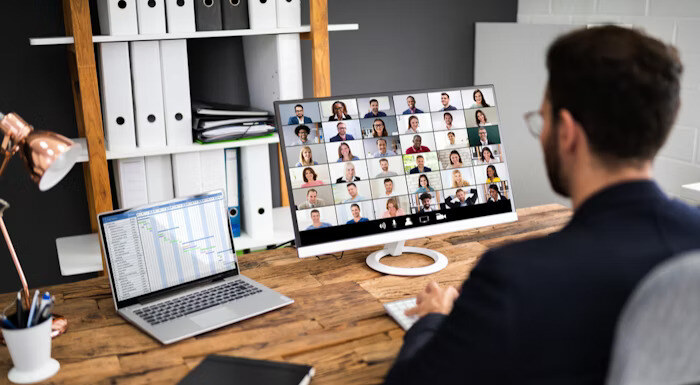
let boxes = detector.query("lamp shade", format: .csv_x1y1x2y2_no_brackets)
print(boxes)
21,131,82,191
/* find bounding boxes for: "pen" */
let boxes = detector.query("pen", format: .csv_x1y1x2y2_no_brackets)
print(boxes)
15,291,25,328
27,289,40,327
1,314,16,329
37,292,52,324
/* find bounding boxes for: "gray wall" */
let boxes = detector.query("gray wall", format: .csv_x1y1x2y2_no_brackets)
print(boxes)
0,0,516,293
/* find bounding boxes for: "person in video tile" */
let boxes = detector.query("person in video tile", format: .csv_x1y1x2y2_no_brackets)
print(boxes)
418,192,434,213
381,178,395,197
371,118,389,137
364,98,387,118
487,184,509,204
448,150,465,169
375,158,398,178
402,95,424,115
451,169,470,187
373,138,397,157
346,203,369,224
291,125,312,146
409,155,432,174
470,89,490,108
288,104,313,125
485,165,501,183
329,122,354,142
336,162,361,183
337,142,360,162
444,132,461,149
475,109,490,126
382,197,406,218
329,101,352,121
480,147,498,164
478,127,493,146
443,112,454,130
405,115,420,134
296,146,319,167
301,167,323,188
344,182,366,203
446,188,478,208
440,93,457,111
305,209,332,230
406,135,430,154
414,174,440,204
298,189,326,209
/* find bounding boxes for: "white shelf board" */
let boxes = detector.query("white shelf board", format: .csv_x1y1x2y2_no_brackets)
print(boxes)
30,24,359,46
681,182,700,203
55,207,295,275
74,133,279,163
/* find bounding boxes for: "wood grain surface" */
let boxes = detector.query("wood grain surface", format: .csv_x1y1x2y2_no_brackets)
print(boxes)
0,204,571,385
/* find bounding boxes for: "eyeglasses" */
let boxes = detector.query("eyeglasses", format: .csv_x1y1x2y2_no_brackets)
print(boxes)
523,110,544,138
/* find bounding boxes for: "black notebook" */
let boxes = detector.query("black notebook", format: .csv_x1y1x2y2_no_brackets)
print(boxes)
178,355,314,385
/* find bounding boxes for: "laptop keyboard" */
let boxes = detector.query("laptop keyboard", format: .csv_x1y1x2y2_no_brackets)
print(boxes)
134,280,262,325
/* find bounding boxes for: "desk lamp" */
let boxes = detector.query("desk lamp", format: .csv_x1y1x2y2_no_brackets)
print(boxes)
0,111,82,337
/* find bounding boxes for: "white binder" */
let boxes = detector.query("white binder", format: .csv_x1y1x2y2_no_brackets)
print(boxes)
113,157,149,209
164,0,196,33
136,0,167,34
239,145,272,239
130,41,167,148
199,149,227,193
98,42,137,151
248,0,277,29
145,155,174,203
96,0,139,35
159,40,193,146
275,0,300,28
171,152,203,197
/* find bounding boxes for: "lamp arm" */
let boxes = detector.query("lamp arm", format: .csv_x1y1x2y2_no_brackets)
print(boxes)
0,205,30,309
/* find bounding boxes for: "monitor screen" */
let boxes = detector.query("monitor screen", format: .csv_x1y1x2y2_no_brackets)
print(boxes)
99,191,238,303
275,86,517,257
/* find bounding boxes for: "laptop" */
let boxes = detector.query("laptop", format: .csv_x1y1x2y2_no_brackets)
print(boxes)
97,190,293,344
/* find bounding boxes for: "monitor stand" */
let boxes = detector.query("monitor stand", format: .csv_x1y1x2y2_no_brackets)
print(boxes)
365,241,448,276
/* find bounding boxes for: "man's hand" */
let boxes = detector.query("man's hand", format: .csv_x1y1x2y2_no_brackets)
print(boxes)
405,281,460,318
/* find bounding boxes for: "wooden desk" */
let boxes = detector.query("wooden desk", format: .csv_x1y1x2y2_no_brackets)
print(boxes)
0,204,570,385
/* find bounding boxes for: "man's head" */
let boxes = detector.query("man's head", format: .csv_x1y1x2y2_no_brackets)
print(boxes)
377,139,387,153
447,131,455,144
419,192,432,209
295,125,310,140
542,26,682,197
444,112,453,126
306,189,318,203
456,188,466,202
347,182,358,197
415,155,425,168
412,135,422,149
406,96,416,109
488,184,500,201
441,92,450,107
337,122,347,136
478,127,488,142
351,204,360,218
369,99,379,114
310,209,320,223
384,178,393,193
379,158,389,171
294,104,304,118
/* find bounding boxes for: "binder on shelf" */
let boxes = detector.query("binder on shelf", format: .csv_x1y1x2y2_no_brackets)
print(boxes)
130,41,167,148
96,0,139,35
136,0,167,34
171,152,203,197
97,42,137,151
113,157,149,209
275,0,300,28
248,0,276,30
225,149,241,237
194,0,223,31
239,145,272,240
164,0,196,33
159,39,193,146
145,155,174,203
199,149,227,194
221,0,249,30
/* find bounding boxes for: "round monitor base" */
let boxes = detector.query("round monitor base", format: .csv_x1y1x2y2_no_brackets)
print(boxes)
366,247,448,276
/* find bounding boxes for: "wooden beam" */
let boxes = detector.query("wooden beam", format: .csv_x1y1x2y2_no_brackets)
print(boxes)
278,144,290,206
63,0,113,274
310,0,330,97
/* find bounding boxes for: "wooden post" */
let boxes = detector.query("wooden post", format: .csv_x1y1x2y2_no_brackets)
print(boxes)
310,0,331,98
63,0,113,274
278,145,290,206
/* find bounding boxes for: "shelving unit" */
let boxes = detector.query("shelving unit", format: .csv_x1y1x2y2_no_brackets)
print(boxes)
49,0,340,275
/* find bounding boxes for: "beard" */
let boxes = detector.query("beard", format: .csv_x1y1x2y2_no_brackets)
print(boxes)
544,126,570,197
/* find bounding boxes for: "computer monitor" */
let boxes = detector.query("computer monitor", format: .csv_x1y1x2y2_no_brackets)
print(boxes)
274,86,517,275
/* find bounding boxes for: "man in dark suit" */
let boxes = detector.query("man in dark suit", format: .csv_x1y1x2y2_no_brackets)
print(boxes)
385,26,700,385
287,104,312,125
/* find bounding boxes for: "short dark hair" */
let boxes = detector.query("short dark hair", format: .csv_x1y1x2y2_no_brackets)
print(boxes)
416,155,424,160
384,178,393,184
310,209,320,215
295,125,310,135
488,184,499,192
546,25,682,164
347,182,356,188
294,104,303,110
419,192,432,201
443,112,453,119
351,203,360,210
307,189,317,195
369,98,378,105
455,188,464,194
441,92,449,98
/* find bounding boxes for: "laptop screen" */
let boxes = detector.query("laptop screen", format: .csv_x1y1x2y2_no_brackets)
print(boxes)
99,191,237,303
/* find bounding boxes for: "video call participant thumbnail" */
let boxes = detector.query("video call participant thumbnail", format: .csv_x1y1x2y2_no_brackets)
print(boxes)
405,135,431,154
382,197,406,218
443,112,454,130
403,96,424,115
344,182,366,203
298,189,326,209
305,209,331,230
371,118,389,137
336,162,361,183
291,125,312,146
445,188,477,208
329,122,354,142
470,88,490,108
373,138,397,157
417,192,434,213
409,155,431,174
329,101,352,121
375,158,398,178
364,98,387,118
486,183,509,204
300,167,323,188
381,178,395,198
296,146,318,167
346,204,369,224
439,93,457,111
288,104,313,125
337,142,360,162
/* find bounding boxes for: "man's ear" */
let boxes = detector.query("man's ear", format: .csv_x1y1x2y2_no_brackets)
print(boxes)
557,109,581,154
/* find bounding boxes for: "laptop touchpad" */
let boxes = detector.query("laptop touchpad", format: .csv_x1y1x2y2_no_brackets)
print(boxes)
191,307,237,328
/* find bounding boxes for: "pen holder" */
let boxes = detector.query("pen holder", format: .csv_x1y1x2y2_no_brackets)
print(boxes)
1,316,60,384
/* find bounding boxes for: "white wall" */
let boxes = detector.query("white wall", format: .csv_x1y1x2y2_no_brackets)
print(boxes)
517,0,700,204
